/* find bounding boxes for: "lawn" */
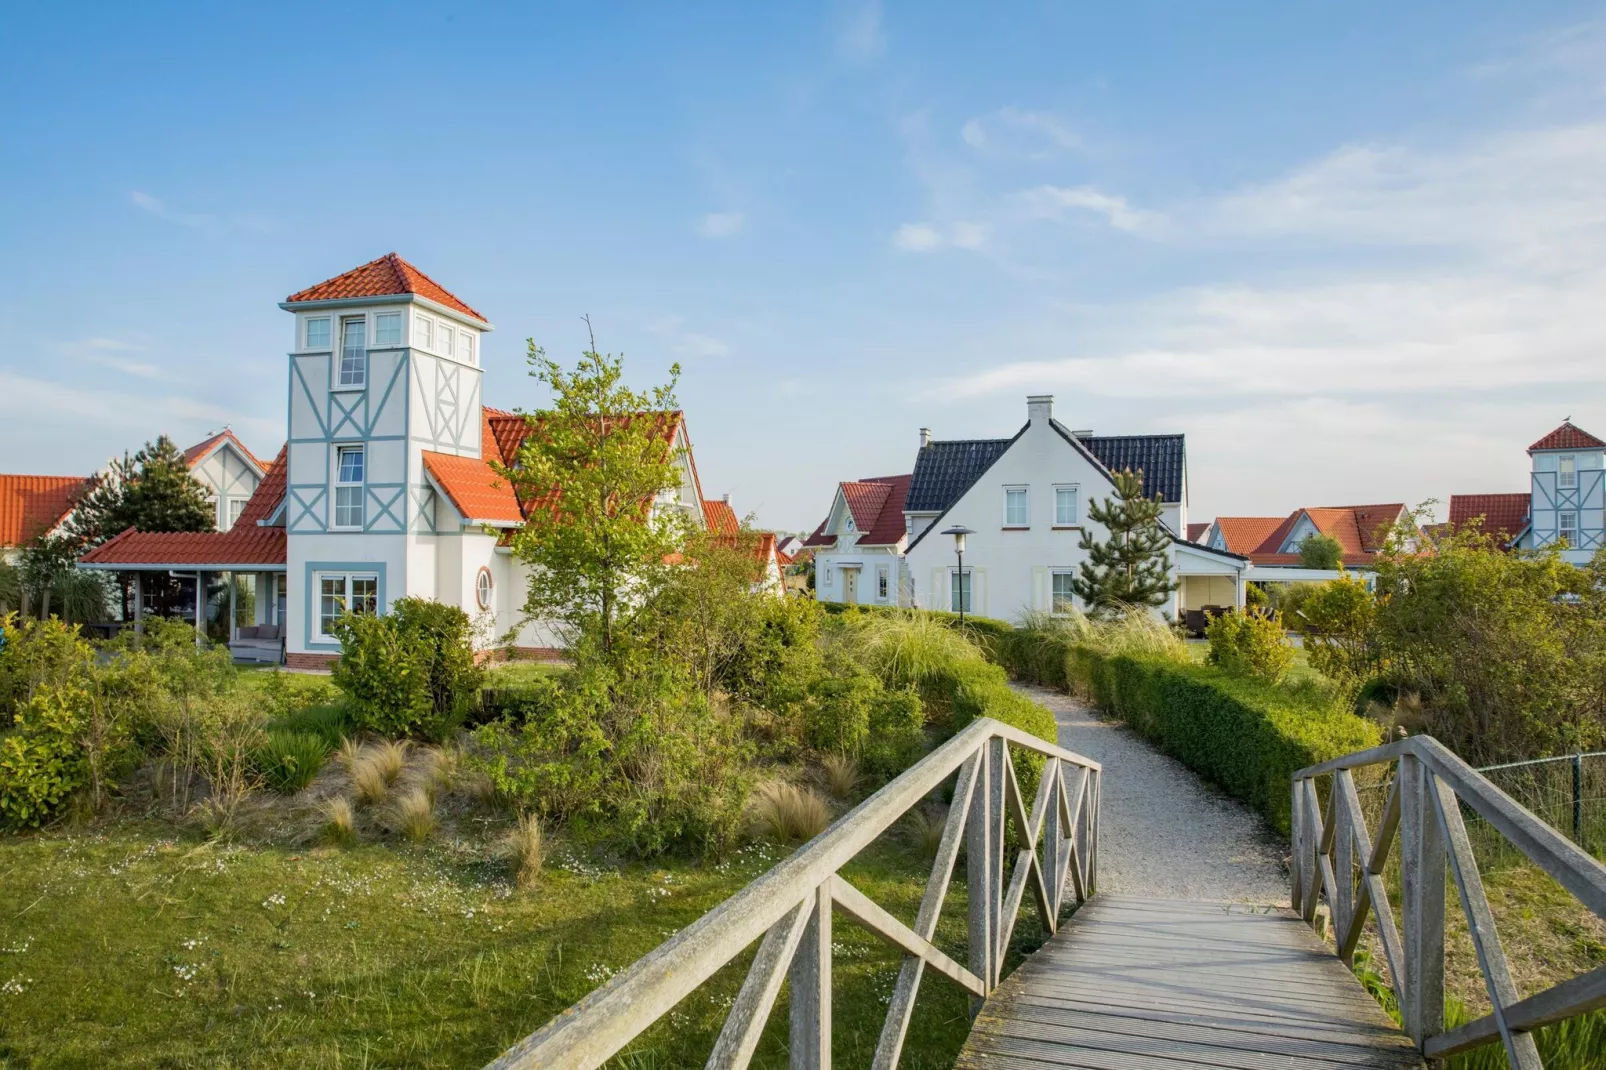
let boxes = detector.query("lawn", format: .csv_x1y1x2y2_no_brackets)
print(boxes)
0,820,991,1069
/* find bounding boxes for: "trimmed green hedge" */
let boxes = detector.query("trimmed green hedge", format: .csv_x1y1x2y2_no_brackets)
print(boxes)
1065,646,1378,835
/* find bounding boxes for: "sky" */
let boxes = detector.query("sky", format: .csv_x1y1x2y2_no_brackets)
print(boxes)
4,2,1606,532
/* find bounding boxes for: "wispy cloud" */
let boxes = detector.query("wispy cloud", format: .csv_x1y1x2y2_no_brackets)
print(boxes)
0,371,278,449
834,0,884,64
129,190,273,235
1015,184,1165,234
698,211,745,238
645,315,732,358
89,355,164,379
961,107,1079,157
892,220,989,252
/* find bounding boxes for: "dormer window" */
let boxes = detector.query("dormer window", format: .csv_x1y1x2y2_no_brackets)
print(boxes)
845,515,855,532
305,317,331,350
338,317,366,387
1560,456,1577,488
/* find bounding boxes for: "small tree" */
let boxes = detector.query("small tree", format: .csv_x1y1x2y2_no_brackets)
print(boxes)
1071,468,1176,613
501,331,688,660
70,437,215,545
1298,532,1344,570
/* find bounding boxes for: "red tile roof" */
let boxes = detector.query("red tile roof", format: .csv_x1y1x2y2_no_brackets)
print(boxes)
183,429,269,474
1210,517,1287,555
1185,522,1209,543
79,444,289,569
0,475,90,546
1448,493,1529,541
808,474,912,548
703,498,739,536
422,451,524,525
285,252,487,323
1529,420,1606,452
1239,503,1409,566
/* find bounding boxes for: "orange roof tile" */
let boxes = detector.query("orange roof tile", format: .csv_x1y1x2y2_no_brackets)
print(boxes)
1448,493,1529,541
1240,503,1409,565
285,253,487,323
183,428,268,474
1211,517,1287,554
703,498,739,536
80,525,286,568
1529,420,1606,452
0,475,91,546
422,451,524,525
808,474,912,548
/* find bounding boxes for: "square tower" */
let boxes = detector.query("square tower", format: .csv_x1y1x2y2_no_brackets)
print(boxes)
1527,419,1606,564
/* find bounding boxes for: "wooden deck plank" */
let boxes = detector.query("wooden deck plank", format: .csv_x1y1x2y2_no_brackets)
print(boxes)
959,895,1423,1070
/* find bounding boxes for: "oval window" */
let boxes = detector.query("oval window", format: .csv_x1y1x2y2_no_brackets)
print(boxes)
475,566,494,611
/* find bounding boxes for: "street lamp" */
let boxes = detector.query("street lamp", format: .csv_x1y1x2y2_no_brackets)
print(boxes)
941,525,974,623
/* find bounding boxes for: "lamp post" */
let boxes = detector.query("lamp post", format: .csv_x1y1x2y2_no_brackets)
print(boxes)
941,525,974,624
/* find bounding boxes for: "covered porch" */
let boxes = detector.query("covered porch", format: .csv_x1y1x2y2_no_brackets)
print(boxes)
1172,540,1250,634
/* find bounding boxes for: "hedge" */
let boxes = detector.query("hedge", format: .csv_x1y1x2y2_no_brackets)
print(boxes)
1065,646,1379,835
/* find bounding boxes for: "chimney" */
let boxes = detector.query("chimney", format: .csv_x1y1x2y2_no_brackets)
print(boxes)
918,427,932,449
1027,394,1054,424
722,493,731,503
1070,429,1093,439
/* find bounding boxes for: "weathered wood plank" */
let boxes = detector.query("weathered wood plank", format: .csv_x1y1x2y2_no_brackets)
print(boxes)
706,899,811,1070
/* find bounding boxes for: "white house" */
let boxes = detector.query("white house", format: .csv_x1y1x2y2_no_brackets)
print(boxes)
184,430,270,531
808,395,1248,620
82,253,716,666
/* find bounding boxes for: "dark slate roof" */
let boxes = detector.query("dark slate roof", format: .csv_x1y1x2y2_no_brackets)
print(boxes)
1079,433,1186,503
904,436,1018,512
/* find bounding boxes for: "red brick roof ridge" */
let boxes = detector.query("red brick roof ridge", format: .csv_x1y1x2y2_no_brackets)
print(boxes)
285,252,486,323
1529,420,1606,452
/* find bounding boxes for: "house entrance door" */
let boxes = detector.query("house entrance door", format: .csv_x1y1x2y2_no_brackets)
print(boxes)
842,568,859,603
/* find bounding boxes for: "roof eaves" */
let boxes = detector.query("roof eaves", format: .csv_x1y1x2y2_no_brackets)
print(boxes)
905,424,1030,554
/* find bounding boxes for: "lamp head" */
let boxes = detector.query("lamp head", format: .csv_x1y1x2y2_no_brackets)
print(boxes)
941,524,974,554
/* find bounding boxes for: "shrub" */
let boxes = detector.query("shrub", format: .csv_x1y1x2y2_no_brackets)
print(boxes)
1298,532,1345,570
318,796,357,846
848,610,989,691
804,670,876,754
1244,583,1268,609
501,814,545,888
905,807,946,859
863,686,925,778
748,780,830,844
0,685,89,829
819,753,861,800
1206,610,1295,683
1300,575,1378,684
331,597,484,739
255,729,331,794
1064,647,1378,833
383,786,436,842
265,703,351,749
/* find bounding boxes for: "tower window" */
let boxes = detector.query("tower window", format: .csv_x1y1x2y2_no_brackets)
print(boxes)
414,315,432,350
461,331,475,365
334,445,365,528
374,312,402,346
338,317,366,387
440,323,455,358
305,317,331,350
1560,456,1577,488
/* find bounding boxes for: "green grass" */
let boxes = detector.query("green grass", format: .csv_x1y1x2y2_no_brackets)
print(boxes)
0,821,997,1068
482,661,567,687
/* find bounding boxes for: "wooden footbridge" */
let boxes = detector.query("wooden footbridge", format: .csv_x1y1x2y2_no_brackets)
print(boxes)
487,720,1606,1070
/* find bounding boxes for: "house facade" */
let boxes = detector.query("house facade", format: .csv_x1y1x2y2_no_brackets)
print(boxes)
1447,420,1606,565
807,395,1248,620
184,430,270,532
82,253,717,666
1196,504,1411,576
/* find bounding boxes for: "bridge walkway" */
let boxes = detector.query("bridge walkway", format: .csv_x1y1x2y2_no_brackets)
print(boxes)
959,895,1423,1070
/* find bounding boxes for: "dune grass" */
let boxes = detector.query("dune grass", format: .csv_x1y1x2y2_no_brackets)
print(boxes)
0,821,993,1069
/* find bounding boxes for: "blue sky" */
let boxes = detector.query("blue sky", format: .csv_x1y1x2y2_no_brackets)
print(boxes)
4,2,1606,531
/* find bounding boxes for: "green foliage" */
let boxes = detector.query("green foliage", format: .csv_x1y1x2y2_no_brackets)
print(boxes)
1071,468,1176,612
1297,532,1344,569
1299,575,1378,684
50,568,112,624
804,668,876,754
15,536,83,620
0,560,20,614
1206,610,1295,683
1244,583,1268,609
266,704,351,750
1066,647,1378,834
0,684,90,828
1262,582,1319,632
331,597,484,739
67,436,215,548
254,729,331,794
502,338,688,658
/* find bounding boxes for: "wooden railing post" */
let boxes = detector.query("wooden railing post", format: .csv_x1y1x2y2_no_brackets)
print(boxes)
1334,771,1355,964
988,737,1007,985
1291,778,1307,915
789,882,832,1070
1400,752,1446,1047
967,743,994,1010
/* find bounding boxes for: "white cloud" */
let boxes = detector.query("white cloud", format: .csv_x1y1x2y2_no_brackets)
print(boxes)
89,355,164,379
698,211,745,238
834,0,884,64
129,190,273,234
1016,184,1165,234
892,221,989,252
645,315,732,358
961,107,1079,157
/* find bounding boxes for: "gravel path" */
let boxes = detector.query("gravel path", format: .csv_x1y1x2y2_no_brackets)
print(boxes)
1018,682,1291,906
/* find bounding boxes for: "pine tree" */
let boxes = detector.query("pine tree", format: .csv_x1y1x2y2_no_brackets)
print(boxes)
70,436,215,545
1071,468,1176,613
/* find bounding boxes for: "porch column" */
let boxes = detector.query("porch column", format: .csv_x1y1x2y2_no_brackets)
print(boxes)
133,572,144,645
227,572,237,643
1236,573,1247,611
194,571,206,649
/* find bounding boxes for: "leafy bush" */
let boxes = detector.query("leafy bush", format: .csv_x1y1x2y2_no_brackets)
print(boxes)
1,685,90,828
255,729,331,794
1065,647,1378,834
1299,575,1378,684
805,670,876,754
1244,583,1268,609
1206,610,1294,683
331,597,484,739
1298,532,1344,569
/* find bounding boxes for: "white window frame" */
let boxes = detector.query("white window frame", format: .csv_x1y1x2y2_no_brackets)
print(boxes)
374,312,402,346
1560,510,1579,538
338,316,367,388
1054,485,1079,526
1051,570,1077,614
950,568,972,613
305,316,331,350
225,496,248,531
475,566,493,611
1004,486,1029,527
440,322,455,359
414,315,432,351
876,565,889,601
1560,455,1577,488
314,571,379,642
333,445,365,529
461,331,475,365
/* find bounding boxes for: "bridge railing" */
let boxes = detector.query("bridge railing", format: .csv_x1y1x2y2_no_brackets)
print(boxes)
1292,736,1606,1069
486,716,1101,1070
